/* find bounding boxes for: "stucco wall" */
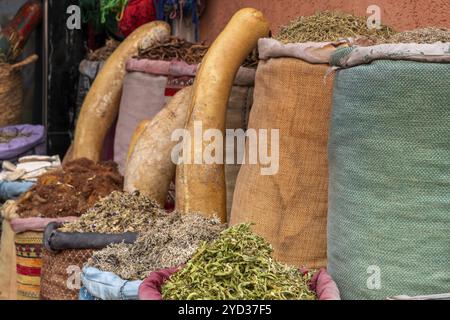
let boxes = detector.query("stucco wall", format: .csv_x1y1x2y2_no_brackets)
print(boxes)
200,0,450,44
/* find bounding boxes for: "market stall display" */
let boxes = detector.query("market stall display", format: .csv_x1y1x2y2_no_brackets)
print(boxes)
327,43,450,299
139,224,340,300
1,2,449,302
39,191,161,300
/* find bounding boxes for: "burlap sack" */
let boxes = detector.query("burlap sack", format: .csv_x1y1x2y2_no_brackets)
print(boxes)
0,220,17,300
114,59,196,174
231,39,339,269
327,44,450,299
0,200,18,300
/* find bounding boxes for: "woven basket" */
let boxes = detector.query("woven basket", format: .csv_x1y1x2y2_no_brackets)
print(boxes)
0,55,38,127
14,231,43,300
40,248,93,300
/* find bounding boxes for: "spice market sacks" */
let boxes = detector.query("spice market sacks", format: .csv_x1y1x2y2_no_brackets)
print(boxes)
327,44,450,299
231,39,338,269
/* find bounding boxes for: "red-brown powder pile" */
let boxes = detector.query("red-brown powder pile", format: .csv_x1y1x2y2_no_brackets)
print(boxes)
17,158,123,218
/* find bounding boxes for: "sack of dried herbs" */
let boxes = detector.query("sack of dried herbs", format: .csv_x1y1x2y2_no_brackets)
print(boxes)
86,213,226,281
232,12,395,269
139,224,340,300
39,190,163,300
327,43,450,299
58,191,162,234
385,27,450,44
275,11,395,44
16,158,123,218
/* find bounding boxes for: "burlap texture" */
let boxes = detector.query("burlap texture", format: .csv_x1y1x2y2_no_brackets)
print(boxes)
231,58,333,269
40,248,93,300
0,221,17,300
327,50,450,299
225,85,253,220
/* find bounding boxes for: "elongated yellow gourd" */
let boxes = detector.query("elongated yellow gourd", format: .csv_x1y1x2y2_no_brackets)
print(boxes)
72,21,171,162
125,87,193,206
126,119,150,162
176,8,270,222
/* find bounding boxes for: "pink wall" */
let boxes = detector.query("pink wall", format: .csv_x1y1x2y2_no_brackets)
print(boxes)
200,0,450,44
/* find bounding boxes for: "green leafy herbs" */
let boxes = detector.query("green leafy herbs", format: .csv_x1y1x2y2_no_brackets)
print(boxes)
162,224,317,300
275,11,395,44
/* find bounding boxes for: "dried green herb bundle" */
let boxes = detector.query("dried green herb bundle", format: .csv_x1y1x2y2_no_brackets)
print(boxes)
386,27,450,43
162,224,317,300
87,213,225,280
59,191,160,233
276,11,395,43
136,36,209,65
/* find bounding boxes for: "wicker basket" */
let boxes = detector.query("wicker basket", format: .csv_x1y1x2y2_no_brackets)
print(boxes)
14,231,43,300
40,248,93,300
0,55,38,127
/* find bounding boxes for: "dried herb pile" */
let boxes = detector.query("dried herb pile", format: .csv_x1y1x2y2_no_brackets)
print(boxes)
136,36,209,65
17,158,123,218
385,27,450,43
0,129,31,144
276,11,395,43
87,38,120,61
162,224,317,300
87,213,225,280
59,191,161,233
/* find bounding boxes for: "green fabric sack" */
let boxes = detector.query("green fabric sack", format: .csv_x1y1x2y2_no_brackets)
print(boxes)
327,45,450,300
